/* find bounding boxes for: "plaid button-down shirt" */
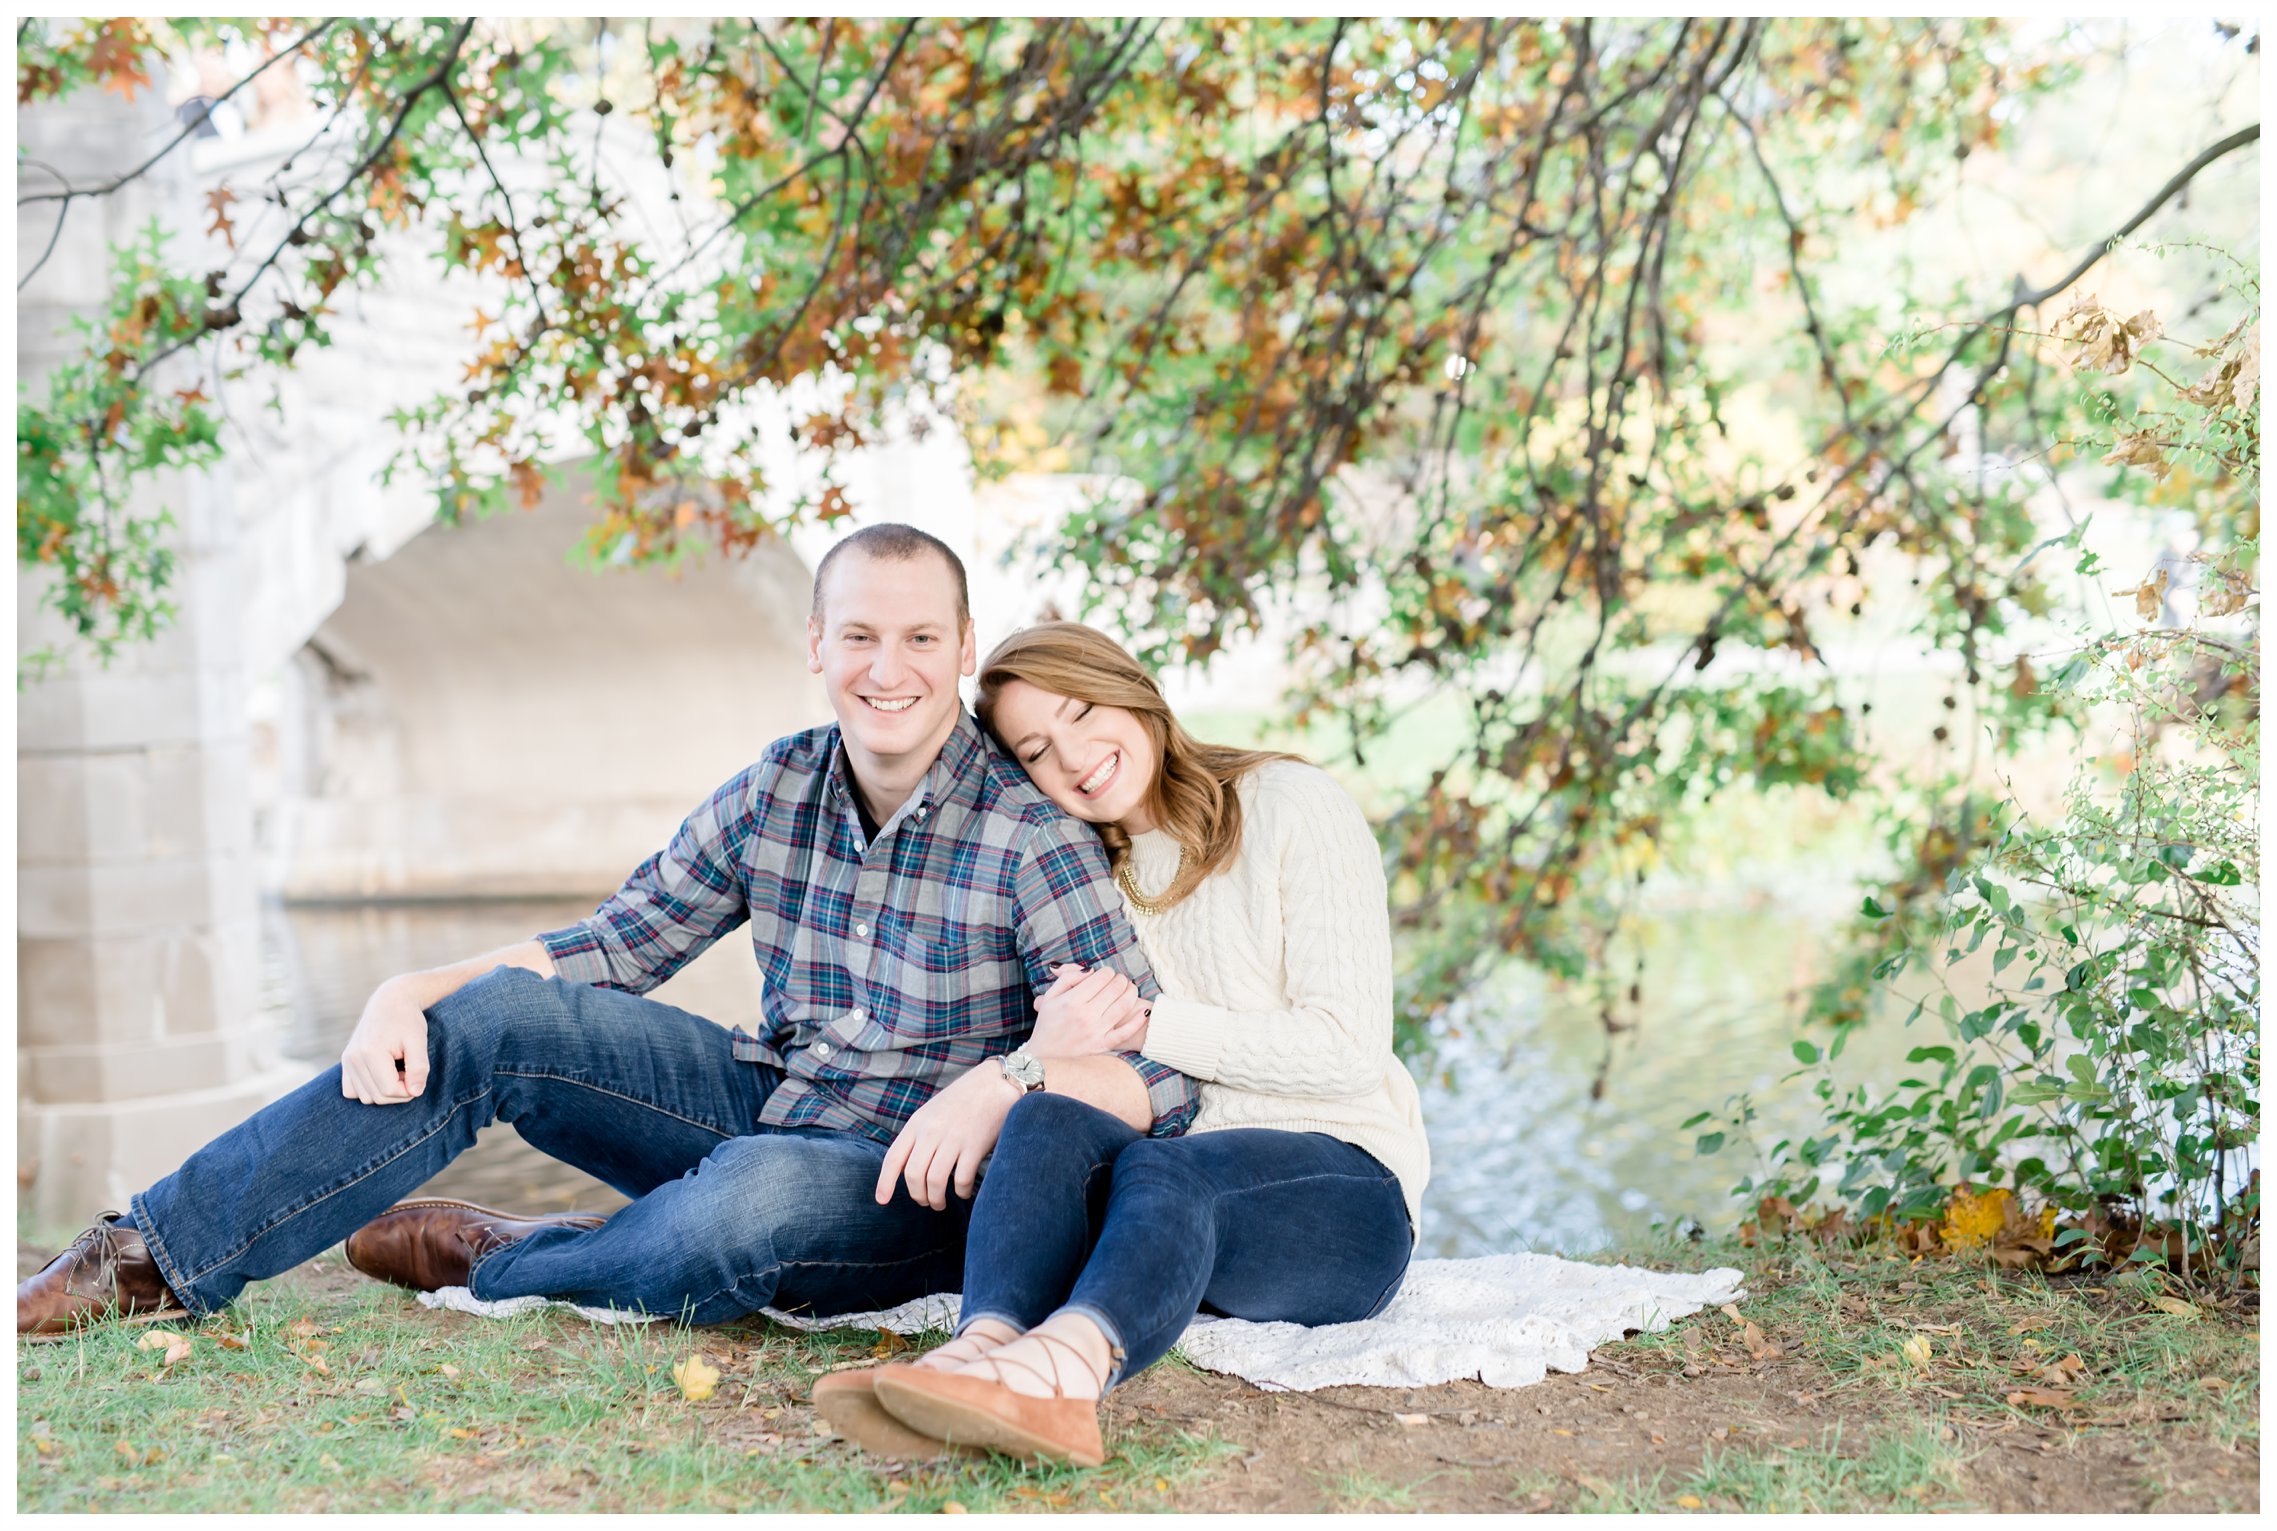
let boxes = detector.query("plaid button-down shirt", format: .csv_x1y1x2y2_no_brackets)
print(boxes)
536,712,1199,1142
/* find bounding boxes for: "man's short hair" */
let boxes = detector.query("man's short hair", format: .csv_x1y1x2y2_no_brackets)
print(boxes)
809,523,972,629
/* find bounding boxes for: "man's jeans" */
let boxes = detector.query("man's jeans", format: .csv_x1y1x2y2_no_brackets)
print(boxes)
958,1093,1412,1387
127,967,971,1322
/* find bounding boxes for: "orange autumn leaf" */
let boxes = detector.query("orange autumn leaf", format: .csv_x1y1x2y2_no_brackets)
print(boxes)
205,185,238,249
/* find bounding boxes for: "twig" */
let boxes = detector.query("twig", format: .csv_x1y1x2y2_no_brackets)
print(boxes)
441,81,553,328
18,20,341,207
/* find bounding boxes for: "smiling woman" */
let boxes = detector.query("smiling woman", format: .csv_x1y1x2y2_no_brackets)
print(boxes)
992,683,1163,831
811,619,1430,1468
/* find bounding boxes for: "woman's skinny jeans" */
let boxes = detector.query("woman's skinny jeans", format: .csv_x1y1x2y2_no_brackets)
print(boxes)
959,1093,1412,1388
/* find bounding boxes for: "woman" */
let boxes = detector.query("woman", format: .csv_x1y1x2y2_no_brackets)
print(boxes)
821,620,1429,1466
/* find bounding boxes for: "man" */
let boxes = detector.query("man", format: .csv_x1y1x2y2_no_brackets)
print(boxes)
20,524,1195,1336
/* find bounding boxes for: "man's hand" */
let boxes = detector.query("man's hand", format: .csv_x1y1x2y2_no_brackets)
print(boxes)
874,1062,1025,1210
1029,964,1151,1058
340,977,433,1105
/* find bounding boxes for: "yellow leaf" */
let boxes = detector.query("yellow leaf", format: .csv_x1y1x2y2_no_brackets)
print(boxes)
1677,1495,1705,1509
939,1502,968,1515
2146,1295,2199,1320
1939,1186,2010,1252
1900,1334,1933,1366
671,1352,721,1402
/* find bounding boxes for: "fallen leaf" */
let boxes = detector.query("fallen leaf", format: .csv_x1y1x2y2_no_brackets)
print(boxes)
2007,1315,2057,1335
1900,1334,1933,1366
2006,1388,2083,1410
136,1329,194,1367
939,1503,967,1515
1677,1495,1705,1509
1716,1302,1780,1359
1393,1412,1429,1427
2145,1296,2198,1320
355,1377,386,1395
287,1318,322,1339
672,1353,721,1403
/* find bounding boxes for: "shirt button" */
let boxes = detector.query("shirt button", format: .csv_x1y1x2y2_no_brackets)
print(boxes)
812,1042,833,1061
846,1009,866,1025
854,922,870,938
916,806,928,819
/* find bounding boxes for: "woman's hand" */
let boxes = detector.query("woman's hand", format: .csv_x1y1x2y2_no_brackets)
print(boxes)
1029,964,1152,1058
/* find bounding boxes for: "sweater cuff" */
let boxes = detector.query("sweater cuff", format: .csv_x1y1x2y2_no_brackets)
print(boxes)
1140,996,1229,1083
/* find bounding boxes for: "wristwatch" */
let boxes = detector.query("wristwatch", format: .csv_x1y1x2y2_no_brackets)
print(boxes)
998,1045,1046,1094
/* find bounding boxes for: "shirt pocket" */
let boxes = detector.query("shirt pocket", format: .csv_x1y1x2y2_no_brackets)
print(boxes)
871,916,1018,1039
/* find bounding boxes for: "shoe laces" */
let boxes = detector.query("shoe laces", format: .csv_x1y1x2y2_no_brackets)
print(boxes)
972,1328,1107,1400
62,1212,130,1287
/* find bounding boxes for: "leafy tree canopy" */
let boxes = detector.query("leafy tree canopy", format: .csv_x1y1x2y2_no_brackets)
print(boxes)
16,17,2260,1035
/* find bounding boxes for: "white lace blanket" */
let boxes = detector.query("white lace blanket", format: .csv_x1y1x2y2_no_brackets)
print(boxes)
418,1253,1741,1391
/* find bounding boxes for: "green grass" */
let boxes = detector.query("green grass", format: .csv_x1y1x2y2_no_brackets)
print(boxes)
1578,1420,1974,1513
21,1230,2255,1512
1322,1466,1426,1511
15,1265,1232,1513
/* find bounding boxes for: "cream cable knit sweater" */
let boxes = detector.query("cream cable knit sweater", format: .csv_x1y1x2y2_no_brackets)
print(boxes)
1125,759,1431,1234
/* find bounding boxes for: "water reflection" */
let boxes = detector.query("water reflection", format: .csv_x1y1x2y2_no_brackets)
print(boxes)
262,895,1913,1255
1411,905,1919,1256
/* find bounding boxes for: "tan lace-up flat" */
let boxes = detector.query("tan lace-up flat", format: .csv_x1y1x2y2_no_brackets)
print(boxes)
872,1330,1107,1467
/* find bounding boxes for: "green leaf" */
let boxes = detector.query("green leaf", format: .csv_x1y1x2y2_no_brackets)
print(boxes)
1791,1038,1821,1064
1694,1132,1726,1156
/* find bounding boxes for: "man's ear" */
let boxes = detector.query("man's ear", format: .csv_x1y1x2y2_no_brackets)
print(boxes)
959,618,978,677
807,615,825,673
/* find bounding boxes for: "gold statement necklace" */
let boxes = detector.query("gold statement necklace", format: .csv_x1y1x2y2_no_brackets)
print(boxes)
1116,844,1186,916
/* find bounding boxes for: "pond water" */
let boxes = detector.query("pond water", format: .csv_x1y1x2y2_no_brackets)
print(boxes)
259,893,1925,1259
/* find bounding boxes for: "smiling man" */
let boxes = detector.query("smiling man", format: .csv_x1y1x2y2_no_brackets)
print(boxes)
19,524,1197,1341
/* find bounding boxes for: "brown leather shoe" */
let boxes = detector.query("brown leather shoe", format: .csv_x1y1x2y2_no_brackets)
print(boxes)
342,1198,606,1292
18,1212,191,1343
873,1365,1106,1467
813,1365,985,1460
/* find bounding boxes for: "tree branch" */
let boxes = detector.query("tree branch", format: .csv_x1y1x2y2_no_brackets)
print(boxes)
19,21,340,207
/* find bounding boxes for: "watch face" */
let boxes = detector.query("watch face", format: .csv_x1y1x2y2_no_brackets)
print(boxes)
1005,1050,1045,1089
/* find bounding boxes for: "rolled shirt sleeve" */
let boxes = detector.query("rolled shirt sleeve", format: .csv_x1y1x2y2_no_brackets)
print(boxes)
1012,816,1201,1137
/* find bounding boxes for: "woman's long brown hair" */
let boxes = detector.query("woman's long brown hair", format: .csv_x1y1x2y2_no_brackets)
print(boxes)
975,621,1299,911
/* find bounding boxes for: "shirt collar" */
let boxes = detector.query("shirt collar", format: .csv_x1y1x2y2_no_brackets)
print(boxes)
824,710,985,818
